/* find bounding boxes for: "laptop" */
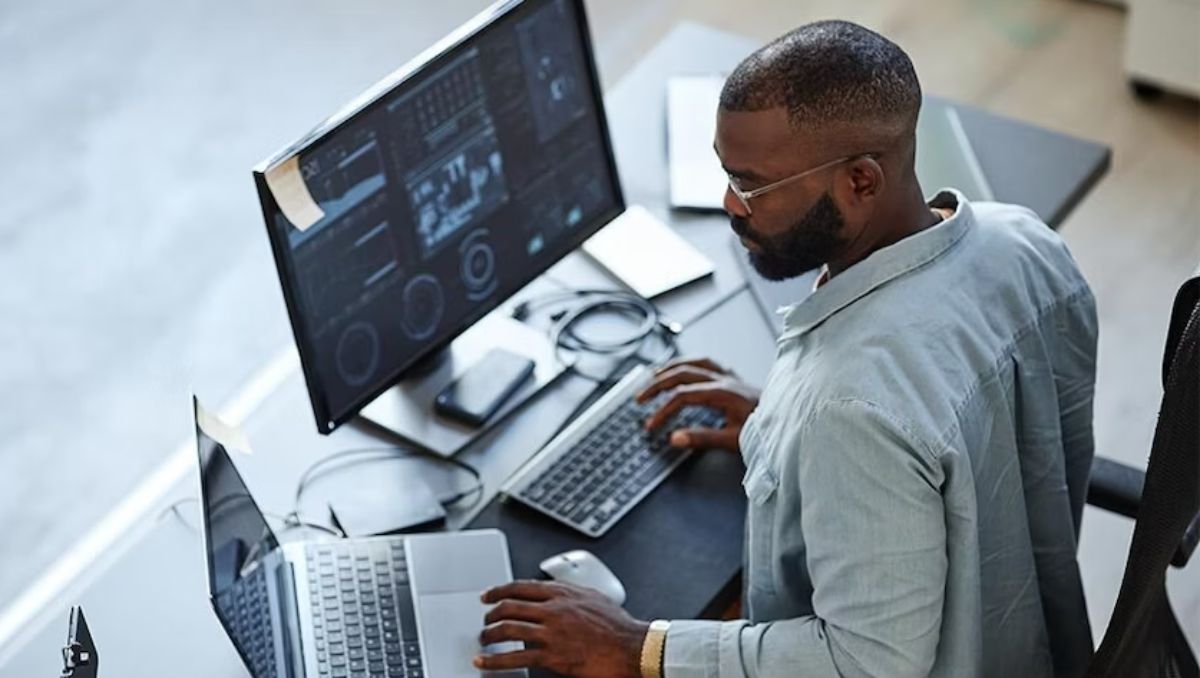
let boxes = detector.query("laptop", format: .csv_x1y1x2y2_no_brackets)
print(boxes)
192,396,524,678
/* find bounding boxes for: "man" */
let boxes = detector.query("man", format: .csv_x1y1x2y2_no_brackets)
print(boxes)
475,20,1098,678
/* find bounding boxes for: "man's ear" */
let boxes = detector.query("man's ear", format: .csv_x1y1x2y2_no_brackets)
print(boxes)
845,156,884,204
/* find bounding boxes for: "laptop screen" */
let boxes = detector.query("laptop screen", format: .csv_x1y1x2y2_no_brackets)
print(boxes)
194,399,280,650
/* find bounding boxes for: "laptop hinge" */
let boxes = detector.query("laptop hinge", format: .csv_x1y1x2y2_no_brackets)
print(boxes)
275,560,306,677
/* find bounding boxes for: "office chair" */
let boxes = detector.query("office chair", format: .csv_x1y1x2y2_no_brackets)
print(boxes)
1084,267,1199,677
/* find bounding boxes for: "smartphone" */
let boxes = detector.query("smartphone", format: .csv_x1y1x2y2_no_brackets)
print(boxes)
434,348,536,427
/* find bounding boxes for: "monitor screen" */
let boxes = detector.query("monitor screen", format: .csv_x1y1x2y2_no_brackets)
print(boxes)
254,0,623,433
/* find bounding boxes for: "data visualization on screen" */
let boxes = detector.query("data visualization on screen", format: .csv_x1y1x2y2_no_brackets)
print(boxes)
256,0,623,432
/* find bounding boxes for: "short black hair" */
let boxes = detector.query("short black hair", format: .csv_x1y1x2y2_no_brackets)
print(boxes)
721,20,922,132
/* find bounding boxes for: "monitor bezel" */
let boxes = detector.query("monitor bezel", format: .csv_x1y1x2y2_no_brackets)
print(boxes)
252,0,625,434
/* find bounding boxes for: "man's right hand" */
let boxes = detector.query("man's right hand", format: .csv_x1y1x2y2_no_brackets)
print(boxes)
636,358,759,454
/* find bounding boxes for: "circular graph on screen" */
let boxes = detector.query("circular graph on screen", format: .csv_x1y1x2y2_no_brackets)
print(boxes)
459,229,498,301
402,274,445,340
335,321,381,386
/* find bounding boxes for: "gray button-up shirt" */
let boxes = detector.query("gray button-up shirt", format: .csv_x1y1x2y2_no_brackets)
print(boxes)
664,190,1097,678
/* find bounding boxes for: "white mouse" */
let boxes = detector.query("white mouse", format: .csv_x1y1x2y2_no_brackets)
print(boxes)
538,549,626,605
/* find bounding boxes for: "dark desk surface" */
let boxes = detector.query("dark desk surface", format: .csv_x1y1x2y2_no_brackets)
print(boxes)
0,22,1110,677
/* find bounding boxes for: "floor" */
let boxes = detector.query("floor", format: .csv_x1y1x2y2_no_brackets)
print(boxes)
1,0,1196,656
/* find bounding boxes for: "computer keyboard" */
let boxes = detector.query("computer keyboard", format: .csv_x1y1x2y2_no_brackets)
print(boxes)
503,365,723,537
219,565,278,678
305,541,423,678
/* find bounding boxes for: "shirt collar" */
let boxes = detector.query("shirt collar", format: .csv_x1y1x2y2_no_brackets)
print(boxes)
777,189,974,341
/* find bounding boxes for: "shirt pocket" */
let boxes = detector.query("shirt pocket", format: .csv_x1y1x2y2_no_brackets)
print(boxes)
742,459,780,597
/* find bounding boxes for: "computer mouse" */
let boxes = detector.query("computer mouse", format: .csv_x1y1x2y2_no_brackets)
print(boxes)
538,550,626,606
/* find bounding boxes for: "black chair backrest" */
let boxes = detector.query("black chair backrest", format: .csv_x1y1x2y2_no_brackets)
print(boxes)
1087,270,1199,678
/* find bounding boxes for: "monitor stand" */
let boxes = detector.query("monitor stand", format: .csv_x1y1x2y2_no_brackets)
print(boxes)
358,311,567,457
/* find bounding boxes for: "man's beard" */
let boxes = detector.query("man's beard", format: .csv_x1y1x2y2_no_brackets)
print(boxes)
731,192,848,281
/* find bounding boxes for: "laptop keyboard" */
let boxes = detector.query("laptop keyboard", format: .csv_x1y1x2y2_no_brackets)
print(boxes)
306,541,423,678
511,384,723,537
218,564,278,678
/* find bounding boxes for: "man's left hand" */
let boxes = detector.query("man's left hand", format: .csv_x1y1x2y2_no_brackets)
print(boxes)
475,580,649,677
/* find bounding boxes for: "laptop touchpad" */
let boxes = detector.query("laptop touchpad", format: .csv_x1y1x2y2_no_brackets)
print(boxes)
415,590,524,678
407,531,511,594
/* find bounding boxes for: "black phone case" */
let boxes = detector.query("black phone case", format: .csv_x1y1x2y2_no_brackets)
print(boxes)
434,355,535,427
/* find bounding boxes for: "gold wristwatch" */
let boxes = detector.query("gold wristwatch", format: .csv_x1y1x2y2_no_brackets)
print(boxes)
639,619,671,678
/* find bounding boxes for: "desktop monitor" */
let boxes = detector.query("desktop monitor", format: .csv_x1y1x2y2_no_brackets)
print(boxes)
253,0,624,434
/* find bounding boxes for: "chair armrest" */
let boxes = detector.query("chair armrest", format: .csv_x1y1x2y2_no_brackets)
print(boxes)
1175,512,1199,568
1087,456,1144,519
1086,456,1198,568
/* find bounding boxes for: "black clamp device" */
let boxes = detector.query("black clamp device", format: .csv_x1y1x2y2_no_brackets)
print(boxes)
60,606,98,678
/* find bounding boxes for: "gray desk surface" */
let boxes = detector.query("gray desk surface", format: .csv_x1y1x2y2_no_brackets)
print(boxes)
0,22,1110,677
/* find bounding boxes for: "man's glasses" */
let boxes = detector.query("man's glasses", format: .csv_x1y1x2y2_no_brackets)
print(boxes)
726,153,879,215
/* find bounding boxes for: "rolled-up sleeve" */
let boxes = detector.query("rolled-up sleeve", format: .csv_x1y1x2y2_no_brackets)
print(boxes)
663,399,948,678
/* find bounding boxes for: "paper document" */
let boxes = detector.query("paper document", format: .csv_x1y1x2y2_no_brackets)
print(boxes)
264,155,325,231
583,205,714,298
667,75,728,211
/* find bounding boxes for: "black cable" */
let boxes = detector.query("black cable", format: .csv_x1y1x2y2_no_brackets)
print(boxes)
553,296,658,353
514,288,683,338
158,496,344,538
514,289,682,385
292,445,485,521
157,496,198,524
564,329,678,386
510,287,622,321
168,293,669,539
159,446,484,540
273,510,345,538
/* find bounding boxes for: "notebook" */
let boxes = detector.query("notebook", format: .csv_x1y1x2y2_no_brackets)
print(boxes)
583,205,715,298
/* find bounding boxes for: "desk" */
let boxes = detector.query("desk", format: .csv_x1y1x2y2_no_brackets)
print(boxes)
0,22,1110,677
